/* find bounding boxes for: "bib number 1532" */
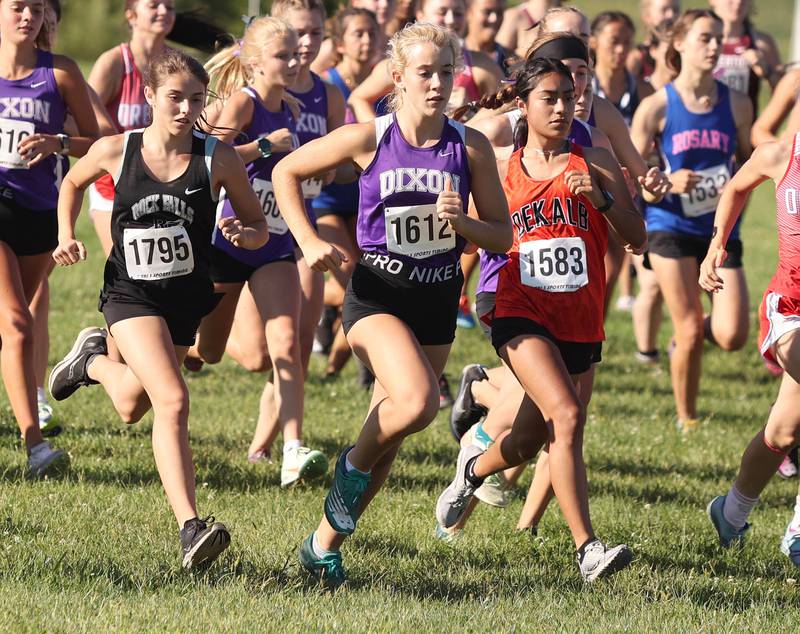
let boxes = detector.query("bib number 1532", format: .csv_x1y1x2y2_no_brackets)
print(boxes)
520,236,588,292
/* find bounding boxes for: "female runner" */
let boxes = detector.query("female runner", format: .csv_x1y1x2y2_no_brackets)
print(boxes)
313,7,379,377
0,0,97,474
700,134,800,566
709,0,781,114
436,57,646,581
190,17,328,483
631,9,753,432
627,0,680,83
87,0,175,256
273,23,511,587
348,0,504,123
49,50,267,568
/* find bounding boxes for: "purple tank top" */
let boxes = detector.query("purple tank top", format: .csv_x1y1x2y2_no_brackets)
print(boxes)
358,114,470,277
212,88,298,266
476,113,594,293
289,73,329,221
0,50,67,210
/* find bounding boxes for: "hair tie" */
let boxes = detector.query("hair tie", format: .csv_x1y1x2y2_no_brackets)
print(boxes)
233,39,243,57
241,15,256,29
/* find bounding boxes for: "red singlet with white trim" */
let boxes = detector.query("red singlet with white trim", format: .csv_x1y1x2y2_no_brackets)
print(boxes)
771,132,800,298
494,144,608,342
95,43,151,199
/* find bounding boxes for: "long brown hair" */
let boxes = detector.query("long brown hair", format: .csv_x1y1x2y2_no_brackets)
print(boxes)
665,9,722,74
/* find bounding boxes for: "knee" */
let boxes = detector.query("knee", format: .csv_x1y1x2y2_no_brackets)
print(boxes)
153,389,190,424
119,405,147,425
674,317,704,351
714,326,749,352
550,403,585,447
240,353,272,373
400,384,440,433
765,424,800,453
268,329,298,361
0,308,33,347
510,428,543,462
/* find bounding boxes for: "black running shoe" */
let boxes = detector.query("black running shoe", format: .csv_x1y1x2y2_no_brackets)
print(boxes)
439,374,454,410
48,327,107,401
180,516,231,570
449,364,488,440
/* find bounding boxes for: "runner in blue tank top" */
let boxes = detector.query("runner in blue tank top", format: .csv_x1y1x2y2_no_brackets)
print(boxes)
0,0,98,475
314,7,380,378
631,9,753,432
272,23,511,588
192,16,329,487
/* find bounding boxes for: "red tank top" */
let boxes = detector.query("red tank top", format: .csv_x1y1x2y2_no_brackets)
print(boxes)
448,48,481,114
771,132,800,299
494,144,608,342
95,43,151,199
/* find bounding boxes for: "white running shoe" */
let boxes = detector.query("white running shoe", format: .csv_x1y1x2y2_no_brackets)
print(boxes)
475,472,511,508
436,443,484,529
780,501,800,566
27,441,67,476
578,539,633,582
280,446,328,487
615,295,636,312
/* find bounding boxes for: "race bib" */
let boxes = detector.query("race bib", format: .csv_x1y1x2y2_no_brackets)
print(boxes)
385,203,455,259
301,177,322,199
252,178,288,235
717,63,750,94
680,164,731,218
520,237,588,293
124,225,194,281
0,118,34,169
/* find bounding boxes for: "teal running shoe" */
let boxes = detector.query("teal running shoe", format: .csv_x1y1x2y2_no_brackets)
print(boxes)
324,447,370,535
707,495,750,548
298,533,346,589
433,522,462,544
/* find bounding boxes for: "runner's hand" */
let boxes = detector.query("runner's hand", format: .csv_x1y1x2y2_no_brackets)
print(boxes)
638,166,671,199
699,246,727,292
53,238,87,266
300,236,346,272
18,133,61,167
668,169,701,194
219,216,248,247
265,128,295,153
565,170,604,208
437,176,466,233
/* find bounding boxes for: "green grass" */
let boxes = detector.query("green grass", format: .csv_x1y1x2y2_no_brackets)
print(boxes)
3,2,800,631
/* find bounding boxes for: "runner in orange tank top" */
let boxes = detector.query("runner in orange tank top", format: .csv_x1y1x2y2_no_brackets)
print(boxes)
435,58,647,581
700,132,800,566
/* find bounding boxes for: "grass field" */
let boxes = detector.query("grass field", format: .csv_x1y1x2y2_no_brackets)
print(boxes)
3,3,800,632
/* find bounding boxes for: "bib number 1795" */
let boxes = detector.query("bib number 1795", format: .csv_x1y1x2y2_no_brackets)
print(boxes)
124,225,194,280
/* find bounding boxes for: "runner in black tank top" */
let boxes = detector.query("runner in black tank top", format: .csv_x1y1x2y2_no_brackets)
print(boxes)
48,50,267,570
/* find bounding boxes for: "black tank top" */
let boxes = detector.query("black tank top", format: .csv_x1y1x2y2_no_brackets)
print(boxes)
103,129,219,309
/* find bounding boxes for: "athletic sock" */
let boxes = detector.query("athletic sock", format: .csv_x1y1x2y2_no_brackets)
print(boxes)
344,449,370,475
36,387,47,405
474,422,493,447
789,495,800,531
283,439,301,456
465,456,485,488
723,484,759,530
311,531,334,558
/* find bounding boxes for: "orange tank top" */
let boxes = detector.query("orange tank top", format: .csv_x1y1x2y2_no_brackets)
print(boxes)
494,144,608,342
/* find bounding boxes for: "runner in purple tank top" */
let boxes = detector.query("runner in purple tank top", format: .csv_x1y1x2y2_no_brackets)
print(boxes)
272,22,511,588
0,0,98,475
189,16,329,487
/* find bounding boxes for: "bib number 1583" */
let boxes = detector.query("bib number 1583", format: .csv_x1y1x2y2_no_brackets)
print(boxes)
520,236,588,293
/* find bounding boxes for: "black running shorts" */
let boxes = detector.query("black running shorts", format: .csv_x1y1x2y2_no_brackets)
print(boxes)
0,198,57,256
342,261,462,346
644,231,743,270
491,316,602,375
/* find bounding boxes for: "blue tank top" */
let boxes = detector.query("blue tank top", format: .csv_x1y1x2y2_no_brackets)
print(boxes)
313,67,359,214
476,112,594,294
212,88,298,266
646,81,739,239
358,113,470,275
0,50,67,210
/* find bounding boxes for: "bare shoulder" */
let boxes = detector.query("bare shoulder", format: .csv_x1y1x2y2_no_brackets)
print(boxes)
90,46,124,75
636,87,668,117
582,145,618,171
52,54,83,77
467,112,511,147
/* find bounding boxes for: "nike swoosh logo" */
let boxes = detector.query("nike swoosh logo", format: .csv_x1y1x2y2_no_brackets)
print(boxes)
314,97,323,103
439,151,453,157
185,187,203,195
31,81,46,89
